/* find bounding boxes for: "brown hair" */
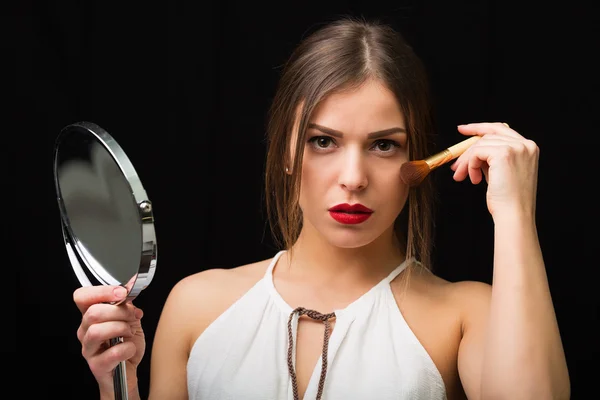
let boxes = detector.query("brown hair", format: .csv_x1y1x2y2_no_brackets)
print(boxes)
264,16,436,271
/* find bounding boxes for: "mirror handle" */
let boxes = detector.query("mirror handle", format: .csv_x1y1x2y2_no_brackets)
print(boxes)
109,337,128,399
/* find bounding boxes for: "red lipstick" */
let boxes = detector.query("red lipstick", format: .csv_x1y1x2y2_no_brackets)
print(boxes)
328,203,373,224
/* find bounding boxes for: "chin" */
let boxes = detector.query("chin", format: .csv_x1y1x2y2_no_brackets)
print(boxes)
320,226,384,249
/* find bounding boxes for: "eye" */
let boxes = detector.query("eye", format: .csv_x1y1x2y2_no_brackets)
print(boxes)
371,139,401,154
308,136,336,150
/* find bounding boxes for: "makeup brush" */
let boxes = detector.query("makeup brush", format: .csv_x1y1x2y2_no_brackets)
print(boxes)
400,135,481,187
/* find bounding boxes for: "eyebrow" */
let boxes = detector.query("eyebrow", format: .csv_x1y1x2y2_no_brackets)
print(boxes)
308,123,406,139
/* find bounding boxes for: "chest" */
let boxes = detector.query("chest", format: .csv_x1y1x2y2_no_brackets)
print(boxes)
291,298,463,400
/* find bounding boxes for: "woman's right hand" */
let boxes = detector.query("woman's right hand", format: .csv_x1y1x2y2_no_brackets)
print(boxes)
73,285,145,396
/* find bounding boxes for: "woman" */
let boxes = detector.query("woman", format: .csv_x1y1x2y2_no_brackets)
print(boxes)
73,17,570,399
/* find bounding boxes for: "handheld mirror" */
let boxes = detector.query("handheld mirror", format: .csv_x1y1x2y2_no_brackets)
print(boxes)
53,121,157,400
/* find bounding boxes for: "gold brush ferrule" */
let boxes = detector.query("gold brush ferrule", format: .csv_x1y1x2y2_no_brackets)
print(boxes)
424,149,452,170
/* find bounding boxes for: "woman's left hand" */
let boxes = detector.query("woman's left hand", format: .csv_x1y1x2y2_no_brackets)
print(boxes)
451,122,540,219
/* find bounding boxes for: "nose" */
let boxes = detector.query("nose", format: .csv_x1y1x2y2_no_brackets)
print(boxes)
338,148,368,192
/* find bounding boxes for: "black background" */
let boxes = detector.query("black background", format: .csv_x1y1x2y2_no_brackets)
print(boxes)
9,0,599,398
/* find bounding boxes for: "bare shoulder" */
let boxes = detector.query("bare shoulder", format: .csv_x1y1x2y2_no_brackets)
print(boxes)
448,279,492,301
172,257,270,296
405,266,491,301
157,256,273,351
448,279,492,327
397,266,493,324
167,257,271,313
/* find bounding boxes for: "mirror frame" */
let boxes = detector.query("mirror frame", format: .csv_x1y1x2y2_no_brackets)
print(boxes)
53,121,157,300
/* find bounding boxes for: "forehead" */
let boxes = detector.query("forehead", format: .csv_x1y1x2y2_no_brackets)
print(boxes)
310,80,405,130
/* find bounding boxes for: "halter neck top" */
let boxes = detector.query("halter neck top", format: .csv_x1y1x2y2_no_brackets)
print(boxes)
187,250,446,399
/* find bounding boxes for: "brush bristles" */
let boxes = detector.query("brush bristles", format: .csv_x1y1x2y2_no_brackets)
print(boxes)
400,160,431,187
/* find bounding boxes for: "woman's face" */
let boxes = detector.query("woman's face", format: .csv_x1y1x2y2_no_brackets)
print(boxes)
296,79,410,248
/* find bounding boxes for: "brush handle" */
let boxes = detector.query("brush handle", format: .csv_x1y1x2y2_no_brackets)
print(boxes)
425,135,481,170
447,135,481,157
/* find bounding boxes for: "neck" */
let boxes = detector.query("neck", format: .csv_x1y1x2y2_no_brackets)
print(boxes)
285,221,405,288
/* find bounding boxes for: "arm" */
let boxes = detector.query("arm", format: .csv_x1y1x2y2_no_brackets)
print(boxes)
457,217,570,399
454,123,569,399
484,212,569,398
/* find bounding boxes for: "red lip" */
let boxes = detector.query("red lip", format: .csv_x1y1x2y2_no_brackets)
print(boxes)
329,203,373,213
328,203,373,225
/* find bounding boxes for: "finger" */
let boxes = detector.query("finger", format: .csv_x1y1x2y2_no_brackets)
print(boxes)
453,144,512,183
451,129,519,173
87,341,137,377
452,157,469,182
452,145,497,183
73,285,129,314
457,122,522,139
82,320,136,359
451,138,521,174
467,155,487,184
80,302,138,335
482,164,490,183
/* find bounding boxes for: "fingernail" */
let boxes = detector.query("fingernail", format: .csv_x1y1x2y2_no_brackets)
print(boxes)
134,308,143,319
114,286,127,299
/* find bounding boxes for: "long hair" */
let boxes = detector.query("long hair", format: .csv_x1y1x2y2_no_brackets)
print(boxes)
264,16,436,270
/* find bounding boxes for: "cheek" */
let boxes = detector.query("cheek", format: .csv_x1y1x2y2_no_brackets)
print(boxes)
299,155,335,203
396,187,409,210
300,162,321,194
380,169,409,207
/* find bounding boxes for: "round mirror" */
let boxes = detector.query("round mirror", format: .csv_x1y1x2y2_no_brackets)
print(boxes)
53,121,157,399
